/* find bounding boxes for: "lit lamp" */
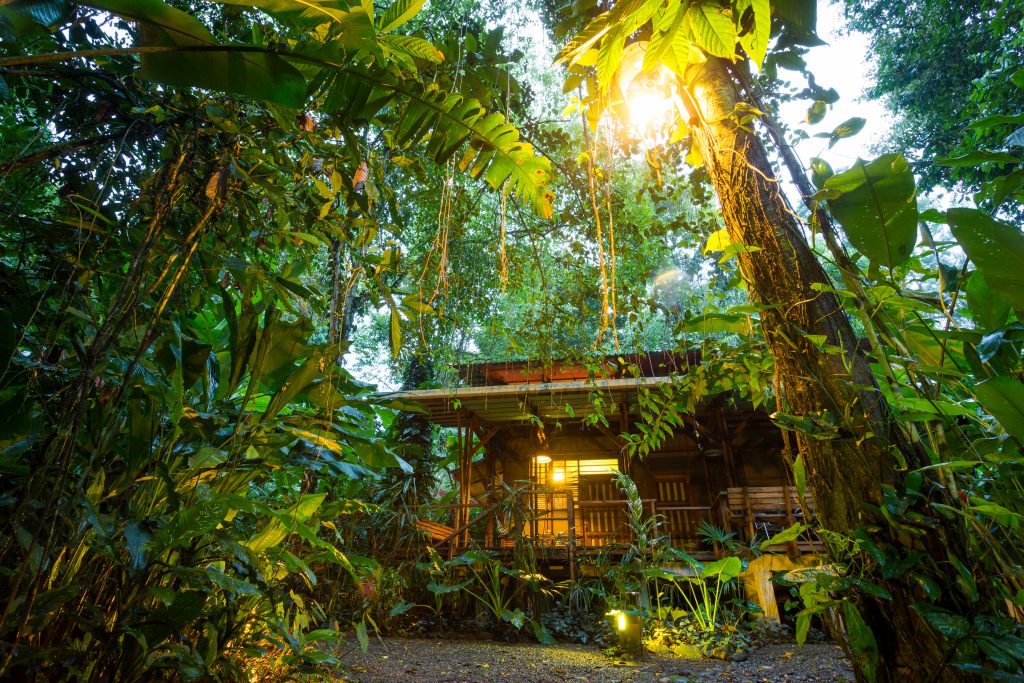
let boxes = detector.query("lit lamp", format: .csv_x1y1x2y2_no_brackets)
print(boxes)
534,454,552,464
552,467,565,484
606,609,643,652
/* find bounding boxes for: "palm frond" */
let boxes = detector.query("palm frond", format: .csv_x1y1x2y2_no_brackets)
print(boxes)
324,69,554,219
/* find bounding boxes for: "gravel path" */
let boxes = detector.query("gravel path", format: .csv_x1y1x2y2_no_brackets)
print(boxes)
334,637,854,682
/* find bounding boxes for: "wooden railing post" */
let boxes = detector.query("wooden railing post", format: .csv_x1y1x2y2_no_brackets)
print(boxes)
579,501,588,548
742,488,755,541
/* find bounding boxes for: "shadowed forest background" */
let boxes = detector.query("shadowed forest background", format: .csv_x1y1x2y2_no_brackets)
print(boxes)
0,0,1023,681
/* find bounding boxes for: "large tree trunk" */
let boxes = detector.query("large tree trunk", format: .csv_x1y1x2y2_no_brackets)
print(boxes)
686,57,977,683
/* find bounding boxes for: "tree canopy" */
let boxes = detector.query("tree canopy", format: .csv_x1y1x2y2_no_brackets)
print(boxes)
1,0,1024,681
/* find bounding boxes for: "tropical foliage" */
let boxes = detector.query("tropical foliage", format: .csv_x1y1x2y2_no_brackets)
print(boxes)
2,0,1024,681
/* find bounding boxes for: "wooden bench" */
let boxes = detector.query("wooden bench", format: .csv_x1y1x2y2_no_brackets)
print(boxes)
415,519,457,546
722,486,820,554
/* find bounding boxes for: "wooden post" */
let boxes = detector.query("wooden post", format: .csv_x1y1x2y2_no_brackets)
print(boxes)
566,489,576,580
462,419,474,550
742,487,755,541
717,409,738,489
485,455,495,549
783,485,797,558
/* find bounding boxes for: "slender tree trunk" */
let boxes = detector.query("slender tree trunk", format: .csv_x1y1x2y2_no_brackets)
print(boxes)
390,352,435,504
686,57,977,683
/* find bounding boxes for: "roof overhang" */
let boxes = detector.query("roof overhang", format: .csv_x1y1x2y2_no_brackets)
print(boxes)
379,376,675,427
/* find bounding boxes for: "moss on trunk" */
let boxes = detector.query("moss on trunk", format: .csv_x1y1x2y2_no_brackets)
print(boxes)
686,57,979,683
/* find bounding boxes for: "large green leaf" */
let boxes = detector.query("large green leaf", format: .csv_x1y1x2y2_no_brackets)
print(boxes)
824,154,918,268
964,271,1011,331
216,0,368,29
772,0,817,34
843,601,879,683
378,0,424,32
596,28,625,89
686,2,736,59
84,0,214,45
139,48,308,108
379,34,443,63
262,345,340,419
736,0,769,69
974,376,1024,444
699,555,742,581
258,317,314,391
246,493,327,552
761,522,809,550
948,208,1024,309
3,0,66,26
936,151,1021,168
84,1,309,107
555,12,612,66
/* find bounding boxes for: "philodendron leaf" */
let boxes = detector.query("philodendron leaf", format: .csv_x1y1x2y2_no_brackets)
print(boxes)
824,154,918,269
699,555,742,581
948,208,1024,310
974,376,1024,444
426,579,472,594
761,522,809,550
532,619,557,644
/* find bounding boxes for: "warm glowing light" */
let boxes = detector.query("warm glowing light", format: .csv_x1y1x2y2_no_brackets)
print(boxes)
613,42,682,137
552,467,565,483
624,76,676,134
617,613,627,631
534,454,552,464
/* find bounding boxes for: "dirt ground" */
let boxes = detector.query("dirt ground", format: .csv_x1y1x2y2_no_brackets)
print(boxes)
333,637,854,683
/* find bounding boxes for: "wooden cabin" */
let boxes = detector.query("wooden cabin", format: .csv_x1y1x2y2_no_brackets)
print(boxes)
386,352,820,587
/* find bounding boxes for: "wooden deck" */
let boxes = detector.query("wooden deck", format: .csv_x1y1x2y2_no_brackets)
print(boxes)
412,484,821,575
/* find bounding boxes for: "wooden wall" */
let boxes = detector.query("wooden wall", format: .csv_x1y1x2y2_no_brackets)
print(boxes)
483,406,790,507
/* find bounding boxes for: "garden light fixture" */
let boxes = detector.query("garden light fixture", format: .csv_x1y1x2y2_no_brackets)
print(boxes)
606,609,642,651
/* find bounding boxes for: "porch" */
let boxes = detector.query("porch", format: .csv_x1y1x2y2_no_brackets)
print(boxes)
414,484,820,576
